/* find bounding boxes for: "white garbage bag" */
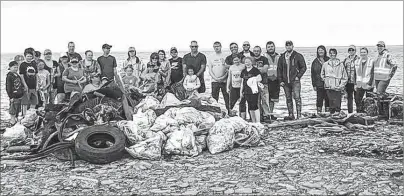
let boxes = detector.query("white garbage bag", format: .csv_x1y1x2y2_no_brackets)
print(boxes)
132,109,156,132
117,120,157,145
125,131,167,160
206,119,236,154
149,115,179,132
174,107,203,125
2,123,28,148
164,108,180,119
163,125,199,157
228,116,248,133
21,109,38,128
158,93,182,108
136,96,160,112
235,123,265,147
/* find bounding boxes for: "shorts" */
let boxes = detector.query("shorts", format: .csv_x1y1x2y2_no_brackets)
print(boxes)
21,89,38,106
245,93,259,111
9,98,22,117
268,79,280,102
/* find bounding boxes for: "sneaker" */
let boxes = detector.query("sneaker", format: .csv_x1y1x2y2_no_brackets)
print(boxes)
270,115,278,120
284,116,295,121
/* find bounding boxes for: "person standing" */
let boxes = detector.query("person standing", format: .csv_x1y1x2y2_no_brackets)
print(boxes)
36,60,51,107
240,57,262,123
43,49,59,104
277,41,307,120
225,42,244,66
54,53,69,103
81,50,101,84
311,45,330,113
158,50,172,88
19,48,38,115
252,46,270,121
342,45,359,113
6,61,24,124
208,41,230,111
226,55,247,118
374,41,397,93
169,47,184,85
240,41,254,58
354,47,375,113
97,44,120,84
66,41,82,63
321,48,348,115
182,41,207,93
62,57,86,99
124,47,145,79
263,41,280,120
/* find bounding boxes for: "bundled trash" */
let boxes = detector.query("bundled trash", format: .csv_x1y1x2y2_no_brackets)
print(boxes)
164,124,199,157
125,131,167,160
1,123,29,149
21,109,38,128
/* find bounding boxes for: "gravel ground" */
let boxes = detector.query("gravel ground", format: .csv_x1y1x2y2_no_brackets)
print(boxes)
1,122,403,195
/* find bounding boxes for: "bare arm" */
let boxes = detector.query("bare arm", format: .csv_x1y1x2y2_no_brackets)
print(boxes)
197,64,206,77
226,69,232,90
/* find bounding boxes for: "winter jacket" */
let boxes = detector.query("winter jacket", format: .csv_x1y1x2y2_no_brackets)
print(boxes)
277,50,307,84
6,72,24,99
311,57,330,88
320,58,348,91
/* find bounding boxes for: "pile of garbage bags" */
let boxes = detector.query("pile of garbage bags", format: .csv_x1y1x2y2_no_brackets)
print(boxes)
119,94,266,160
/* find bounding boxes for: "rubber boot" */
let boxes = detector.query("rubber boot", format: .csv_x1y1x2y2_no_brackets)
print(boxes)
317,107,322,114
269,101,277,120
284,101,295,120
296,98,302,119
325,107,330,113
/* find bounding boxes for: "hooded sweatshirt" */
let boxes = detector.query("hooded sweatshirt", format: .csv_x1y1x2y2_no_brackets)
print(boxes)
311,56,330,88
320,58,348,91
277,50,307,84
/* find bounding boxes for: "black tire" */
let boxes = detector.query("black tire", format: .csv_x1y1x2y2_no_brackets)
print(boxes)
75,125,126,164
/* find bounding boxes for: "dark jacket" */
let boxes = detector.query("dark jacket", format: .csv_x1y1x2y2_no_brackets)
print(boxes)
6,72,24,99
311,57,330,88
277,50,307,84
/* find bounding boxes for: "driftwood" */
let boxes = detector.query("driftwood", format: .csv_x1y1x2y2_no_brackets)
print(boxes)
265,118,330,129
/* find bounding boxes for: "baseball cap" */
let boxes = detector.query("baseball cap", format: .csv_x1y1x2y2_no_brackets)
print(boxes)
243,41,250,45
102,44,112,49
44,49,52,55
8,61,18,70
377,41,385,47
128,47,136,51
348,45,356,50
285,40,294,46
60,52,68,58
170,47,178,53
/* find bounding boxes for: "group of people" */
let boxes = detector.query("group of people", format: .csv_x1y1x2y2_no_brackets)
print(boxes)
6,40,397,124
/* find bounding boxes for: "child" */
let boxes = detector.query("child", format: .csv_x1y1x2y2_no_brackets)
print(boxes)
37,60,51,106
226,55,246,117
122,66,139,91
183,67,201,98
6,61,24,124
240,57,262,123
140,62,160,93
20,49,38,113
83,73,102,94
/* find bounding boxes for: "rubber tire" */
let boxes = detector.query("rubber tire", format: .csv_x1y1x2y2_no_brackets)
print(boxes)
75,125,126,164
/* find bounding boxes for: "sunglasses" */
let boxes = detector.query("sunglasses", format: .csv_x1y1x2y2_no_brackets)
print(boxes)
71,61,79,64
129,50,135,53
191,46,198,48
45,53,52,55
152,57,159,60
348,49,355,52
243,44,250,46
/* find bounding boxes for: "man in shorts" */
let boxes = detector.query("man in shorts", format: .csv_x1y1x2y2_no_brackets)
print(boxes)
263,41,280,120
182,41,207,93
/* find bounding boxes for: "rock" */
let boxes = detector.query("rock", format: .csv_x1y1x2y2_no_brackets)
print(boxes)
359,190,374,196
211,187,226,192
278,183,297,191
341,177,354,183
390,170,403,177
267,179,278,184
71,168,89,173
351,161,365,167
166,178,177,182
224,189,234,194
311,176,323,182
256,164,268,169
182,190,199,195
234,188,253,194
150,189,170,194
376,181,390,184
269,159,279,165
101,180,114,185
284,170,299,176
224,180,238,184
308,189,325,195
178,183,189,188
301,182,322,189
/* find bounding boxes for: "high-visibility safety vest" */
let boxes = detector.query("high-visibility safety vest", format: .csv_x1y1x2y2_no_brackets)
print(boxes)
374,52,391,81
264,53,280,81
354,58,374,90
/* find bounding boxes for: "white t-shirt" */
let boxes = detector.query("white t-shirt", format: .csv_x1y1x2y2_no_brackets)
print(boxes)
208,52,228,82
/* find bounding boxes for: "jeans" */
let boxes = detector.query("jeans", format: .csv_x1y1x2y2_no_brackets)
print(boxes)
354,88,373,113
229,87,246,113
375,80,390,94
326,89,342,113
198,75,206,93
259,84,270,116
211,82,229,110
346,83,355,113
316,87,329,110
283,80,302,116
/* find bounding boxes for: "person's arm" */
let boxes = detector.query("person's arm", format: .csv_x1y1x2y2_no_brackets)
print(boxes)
226,69,232,92
194,77,201,90
183,76,189,89
277,57,283,83
320,63,326,81
255,74,262,83
54,64,61,77
240,78,244,98
6,75,13,98
296,54,307,80
311,61,316,88
44,71,51,89
182,56,187,79
19,64,29,91
95,61,102,75
367,61,375,86
196,55,207,77
387,53,397,80
339,66,348,91
208,59,219,81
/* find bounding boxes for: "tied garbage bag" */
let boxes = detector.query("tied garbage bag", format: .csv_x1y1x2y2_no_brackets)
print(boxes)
132,109,157,132
207,119,236,154
196,135,207,153
136,96,160,112
125,131,167,160
2,123,29,148
228,116,248,133
150,115,179,132
198,112,216,130
164,107,180,119
164,125,199,157
117,120,157,145
235,123,265,147
21,109,38,128
158,93,182,108
174,107,203,125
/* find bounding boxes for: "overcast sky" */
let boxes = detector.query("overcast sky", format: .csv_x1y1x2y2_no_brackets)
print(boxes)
1,1,403,53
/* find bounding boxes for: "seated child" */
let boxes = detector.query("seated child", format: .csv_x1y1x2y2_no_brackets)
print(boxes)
122,66,139,91
183,67,201,98
140,62,159,94
83,73,102,94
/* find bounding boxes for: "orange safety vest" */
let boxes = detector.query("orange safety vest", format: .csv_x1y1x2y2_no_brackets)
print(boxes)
374,52,391,81
354,58,374,90
264,53,279,81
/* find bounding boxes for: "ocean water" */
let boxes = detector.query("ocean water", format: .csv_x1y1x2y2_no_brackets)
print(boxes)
1,46,403,121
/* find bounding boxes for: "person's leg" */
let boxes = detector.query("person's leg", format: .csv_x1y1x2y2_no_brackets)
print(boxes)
268,80,280,120
335,90,342,113
376,80,390,94
246,94,260,123
354,88,364,113
198,76,206,93
9,99,17,124
323,88,330,112
316,87,324,113
260,84,270,118
326,90,335,114
220,82,230,111
29,90,38,110
211,82,220,101
292,80,302,119
346,83,354,113
283,83,294,120
239,93,247,120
